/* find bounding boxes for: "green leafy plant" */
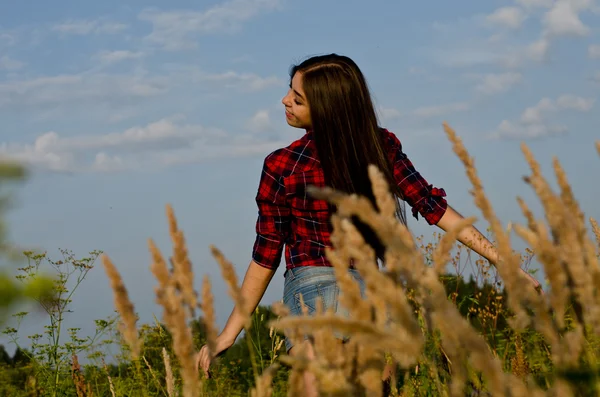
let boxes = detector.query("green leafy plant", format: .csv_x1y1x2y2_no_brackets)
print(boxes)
2,249,116,397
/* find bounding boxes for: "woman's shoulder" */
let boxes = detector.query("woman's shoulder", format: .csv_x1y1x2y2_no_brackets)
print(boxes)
378,127,403,149
262,133,318,176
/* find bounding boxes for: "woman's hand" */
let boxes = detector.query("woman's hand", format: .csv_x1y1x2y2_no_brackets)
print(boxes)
195,261,277,378
520,268,544,295
196,336,235,378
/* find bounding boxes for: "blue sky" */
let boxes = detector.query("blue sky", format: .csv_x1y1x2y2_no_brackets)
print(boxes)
1,0,599,353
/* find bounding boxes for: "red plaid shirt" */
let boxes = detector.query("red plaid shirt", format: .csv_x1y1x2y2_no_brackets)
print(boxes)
252,128,448,271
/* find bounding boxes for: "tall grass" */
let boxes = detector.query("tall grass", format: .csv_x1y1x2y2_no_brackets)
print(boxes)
104,123,600,396
3,123,599,396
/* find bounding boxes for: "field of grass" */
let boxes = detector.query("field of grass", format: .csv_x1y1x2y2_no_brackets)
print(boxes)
1,123,599,396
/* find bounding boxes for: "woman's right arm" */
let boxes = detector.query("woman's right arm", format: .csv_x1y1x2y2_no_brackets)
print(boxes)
197,152,290,377
213,260,277,347
196,260,276,376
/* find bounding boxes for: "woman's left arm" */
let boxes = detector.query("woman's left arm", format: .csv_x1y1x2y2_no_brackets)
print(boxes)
436,205,542,292
436,205,499,263
383,130,542,293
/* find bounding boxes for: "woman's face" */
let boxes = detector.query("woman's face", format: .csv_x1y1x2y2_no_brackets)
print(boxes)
281,72,312,130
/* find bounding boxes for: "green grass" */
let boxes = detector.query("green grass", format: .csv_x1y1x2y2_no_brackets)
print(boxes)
1,241,598,397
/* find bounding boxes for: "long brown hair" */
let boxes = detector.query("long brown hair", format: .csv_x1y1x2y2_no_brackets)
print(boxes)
290,53,407,259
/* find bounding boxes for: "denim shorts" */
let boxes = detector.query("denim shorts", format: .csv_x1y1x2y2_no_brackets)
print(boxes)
282,265,366,352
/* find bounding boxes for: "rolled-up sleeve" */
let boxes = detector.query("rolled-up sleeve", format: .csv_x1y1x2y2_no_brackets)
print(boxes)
251,153,291,270
388,131,448,225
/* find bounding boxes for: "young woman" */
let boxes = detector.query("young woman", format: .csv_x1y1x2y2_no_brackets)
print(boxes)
196,54,541,393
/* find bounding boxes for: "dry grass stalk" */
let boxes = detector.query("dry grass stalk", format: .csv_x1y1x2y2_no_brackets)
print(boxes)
142,355,168,397
285,366,306,397
552,158,600,334
163,347,176,397
334,214,423,350
516,197,539,234
149,239,171,298
98,123,598,396
200,275,218,362
552,158,585,240
310,296,347,372
278,128,577,396
510,335,529,379
281,352,352,396
442,122,542,330
518,144,600,362
101,358,116,397
443,125,580,391
432,216,477,274
513,223,567,336
102,254,141,359
367,166,538,395
591,217,600,248
166,204,198,318
149,238,200,397
71,354,93,397
209,245,251,329
250,363,280,397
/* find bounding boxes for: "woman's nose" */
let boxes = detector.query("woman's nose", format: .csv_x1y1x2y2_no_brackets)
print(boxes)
282,89,293,106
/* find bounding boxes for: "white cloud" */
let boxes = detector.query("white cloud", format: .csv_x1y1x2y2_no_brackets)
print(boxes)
139,0,283,50
0,73,169,108
92,152,126,172
0,116,287,173
555,94,595,111
520,97,555,124
518,95,593,124
0,133,76,172
0,66,280,112
474,72,522,94
491,94,595,140
61,117,228,152
408,67,426,75
412,102,469,118
516,0,596,63
160,63,282,91
379,107,402,122
542,0,592,37
247,110,273,132
0,56,25,71
108,108,139,124
515,0,553,8
589,44,600,59
486,7,527,29
437,0,595,69
52,19,127,35
156,140,285,166
52,20,96,35
95,23,128,34
493,120,567,139
199,70,282,91
0,33,16,46
526,38,551,61
430,46,503,68
95,50,144,65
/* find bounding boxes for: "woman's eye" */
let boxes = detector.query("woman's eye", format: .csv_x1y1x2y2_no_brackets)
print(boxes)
294,100,301,105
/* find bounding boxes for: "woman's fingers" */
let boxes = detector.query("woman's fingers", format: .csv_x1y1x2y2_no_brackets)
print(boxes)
197,345,212,378
202,346,211,377
521,269,544,295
